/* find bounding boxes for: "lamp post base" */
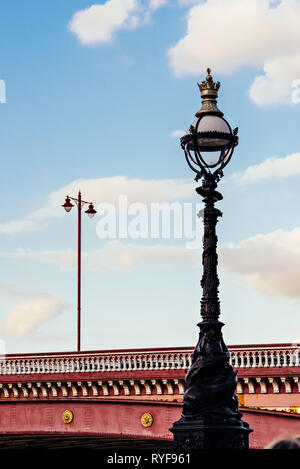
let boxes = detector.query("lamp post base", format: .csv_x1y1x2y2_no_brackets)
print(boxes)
170,419,251,450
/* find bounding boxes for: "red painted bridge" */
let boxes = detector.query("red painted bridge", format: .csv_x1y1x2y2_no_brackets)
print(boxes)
0,343,300,449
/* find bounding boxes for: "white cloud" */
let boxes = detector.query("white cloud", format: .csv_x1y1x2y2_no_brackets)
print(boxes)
220,227,300,300
168,0,300,107
69,0,166,45
249,54,300,108
226,152,300,186
149,0,167,10
0,219,45,235
1,294,68,338
177,0,202,6
89,240,199,270
170,129,185,138
0,176,193,236
4,156,300,238
0,242,199,271
0,283,69,338
4,152,300,238
0,248,77,270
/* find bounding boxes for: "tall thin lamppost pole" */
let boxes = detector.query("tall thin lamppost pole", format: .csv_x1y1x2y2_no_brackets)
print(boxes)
62,191,97,352
170,69,252,449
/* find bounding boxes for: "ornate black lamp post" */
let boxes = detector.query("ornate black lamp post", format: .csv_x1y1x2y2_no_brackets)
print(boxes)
170,69,252,449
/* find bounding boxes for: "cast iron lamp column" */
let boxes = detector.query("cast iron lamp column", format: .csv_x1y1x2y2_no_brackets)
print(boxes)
62,191,97,352
170,69,252,449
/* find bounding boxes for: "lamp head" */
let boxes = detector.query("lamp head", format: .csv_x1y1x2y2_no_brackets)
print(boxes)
85,203,97,218
181,69,238,176
62,196,74,213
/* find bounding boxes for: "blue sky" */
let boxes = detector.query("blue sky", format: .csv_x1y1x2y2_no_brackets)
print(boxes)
1,0,300,353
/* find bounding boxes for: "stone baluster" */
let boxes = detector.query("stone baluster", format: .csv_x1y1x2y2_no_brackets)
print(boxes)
239,353,245,368
108,356,113,371
11,361,16,375
257,351,263,368
70,358,75,372
166,354,171,370
152,355,158,370
148,355,153,371
96,357,101,371
40,359,45,374
173,354,178,369
97,357,103,371
282,352,288,367
117,356,121,371
263,351,269,367
122,355,127,370
270,352,275,367
44,360,48,373
254,351,258,367
294,349,300,367
88,357,93,371
245,353,251,368
288,350,294,367
170,354,176,370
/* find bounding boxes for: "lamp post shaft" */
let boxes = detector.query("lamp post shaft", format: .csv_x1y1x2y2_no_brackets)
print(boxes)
62,192,96,352
170,173,251,449
198,173,222,322
77,190,81,353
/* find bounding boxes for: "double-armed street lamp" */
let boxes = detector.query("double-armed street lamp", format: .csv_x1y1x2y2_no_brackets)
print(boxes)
170,69,252,449
62,191,97,352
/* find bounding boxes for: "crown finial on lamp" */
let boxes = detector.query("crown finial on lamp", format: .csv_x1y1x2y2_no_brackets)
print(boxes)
196,68,222,117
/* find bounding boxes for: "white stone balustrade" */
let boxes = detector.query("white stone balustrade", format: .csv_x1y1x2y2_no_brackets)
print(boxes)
0,344,299,376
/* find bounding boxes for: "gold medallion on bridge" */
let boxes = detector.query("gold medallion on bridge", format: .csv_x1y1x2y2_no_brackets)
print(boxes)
141,413,153,428
62,410,74,424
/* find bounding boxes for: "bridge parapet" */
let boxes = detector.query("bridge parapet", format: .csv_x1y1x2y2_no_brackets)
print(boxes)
0,343,299,376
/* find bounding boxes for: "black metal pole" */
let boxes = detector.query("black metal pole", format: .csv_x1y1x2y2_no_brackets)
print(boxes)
170,172,252,449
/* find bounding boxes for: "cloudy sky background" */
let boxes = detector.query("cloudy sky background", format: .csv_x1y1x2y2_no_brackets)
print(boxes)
1,0,300,353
